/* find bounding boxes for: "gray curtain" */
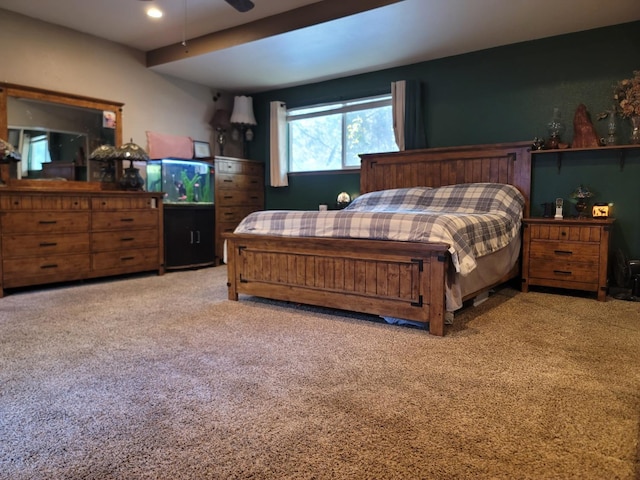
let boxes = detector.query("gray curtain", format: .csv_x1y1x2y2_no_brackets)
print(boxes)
403,79,427,150
393,80,427,150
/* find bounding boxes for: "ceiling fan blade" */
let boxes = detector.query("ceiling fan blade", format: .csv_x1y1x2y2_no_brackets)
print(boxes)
224,0,255,13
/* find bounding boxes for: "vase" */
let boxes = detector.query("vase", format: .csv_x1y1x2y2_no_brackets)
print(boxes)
630,116,640,145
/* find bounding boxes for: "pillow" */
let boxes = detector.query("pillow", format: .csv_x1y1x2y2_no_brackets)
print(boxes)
345,187,434,212
345,183,524,217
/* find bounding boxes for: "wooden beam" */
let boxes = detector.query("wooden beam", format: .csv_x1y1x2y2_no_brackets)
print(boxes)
146,0,404,67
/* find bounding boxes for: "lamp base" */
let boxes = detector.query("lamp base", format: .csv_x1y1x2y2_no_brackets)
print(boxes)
99,160,116,183
119,166,145,191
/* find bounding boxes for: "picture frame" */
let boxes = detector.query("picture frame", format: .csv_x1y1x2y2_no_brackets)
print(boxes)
193,140,211,158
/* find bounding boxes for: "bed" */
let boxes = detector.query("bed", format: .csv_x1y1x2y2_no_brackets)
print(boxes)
224,142,532,335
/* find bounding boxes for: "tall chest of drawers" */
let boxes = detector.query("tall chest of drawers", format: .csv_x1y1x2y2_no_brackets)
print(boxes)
0,188,164,297
214,156,264,264
521,217,614,301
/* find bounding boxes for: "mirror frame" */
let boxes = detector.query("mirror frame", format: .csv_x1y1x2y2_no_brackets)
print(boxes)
0,82,123,187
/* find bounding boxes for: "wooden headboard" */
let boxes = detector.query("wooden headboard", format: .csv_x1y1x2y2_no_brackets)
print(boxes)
359,141,532,217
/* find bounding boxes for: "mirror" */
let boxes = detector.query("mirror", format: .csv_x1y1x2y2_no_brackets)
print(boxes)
0,83,123,185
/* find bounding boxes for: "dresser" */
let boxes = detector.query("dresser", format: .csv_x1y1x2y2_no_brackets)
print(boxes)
214,156,264,264
0,188,164,297
521,217,614,301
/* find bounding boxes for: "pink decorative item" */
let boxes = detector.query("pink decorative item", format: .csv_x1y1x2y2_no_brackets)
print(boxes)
146,131,194,159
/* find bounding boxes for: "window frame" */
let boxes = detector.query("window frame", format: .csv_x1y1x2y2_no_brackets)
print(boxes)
286,94,396,174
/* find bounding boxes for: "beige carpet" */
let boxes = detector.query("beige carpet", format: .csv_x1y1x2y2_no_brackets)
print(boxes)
0,266,639,479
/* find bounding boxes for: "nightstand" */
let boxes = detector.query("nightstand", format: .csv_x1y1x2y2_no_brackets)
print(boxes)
521,217,615,301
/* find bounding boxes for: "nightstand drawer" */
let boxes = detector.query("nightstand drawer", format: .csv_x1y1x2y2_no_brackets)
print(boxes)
528,224,603,243
528,241,600,263
528,260,599,284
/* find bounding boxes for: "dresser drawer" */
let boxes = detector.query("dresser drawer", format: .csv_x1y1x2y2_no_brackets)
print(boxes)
91,196,158,210
1,211,90,234
217,173,263,191
217,206,259,223
216,159,263,176
528,241,600,263
92,247,159,273
2,254,90,286
0,194,89,210
2,233,90,258
217,189,263,207
216,221,240,238
92,228,158,252
92,210,158,231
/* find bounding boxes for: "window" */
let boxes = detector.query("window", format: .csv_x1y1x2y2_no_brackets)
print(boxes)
287,95,398,173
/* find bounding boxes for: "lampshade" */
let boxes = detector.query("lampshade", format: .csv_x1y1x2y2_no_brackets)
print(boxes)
210,109,231,130
230,96,257,126
116,140,148,191
89,144,118,162
116,140,150,163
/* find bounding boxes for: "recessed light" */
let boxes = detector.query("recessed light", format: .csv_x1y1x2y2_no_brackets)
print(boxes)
146,7,163,18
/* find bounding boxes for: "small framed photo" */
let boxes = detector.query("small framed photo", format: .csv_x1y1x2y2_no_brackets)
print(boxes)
193,140,211,158
103,111,117,129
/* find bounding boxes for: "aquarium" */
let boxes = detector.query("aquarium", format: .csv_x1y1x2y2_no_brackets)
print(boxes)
147,158,214,204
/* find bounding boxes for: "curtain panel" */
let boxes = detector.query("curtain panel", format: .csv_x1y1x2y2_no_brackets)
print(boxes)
269,101,288,187
391,80,427,150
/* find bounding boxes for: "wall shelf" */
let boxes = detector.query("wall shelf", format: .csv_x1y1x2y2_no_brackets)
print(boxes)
531,144,640,172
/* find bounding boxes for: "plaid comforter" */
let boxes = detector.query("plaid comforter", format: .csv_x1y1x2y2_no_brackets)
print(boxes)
234,183,525,276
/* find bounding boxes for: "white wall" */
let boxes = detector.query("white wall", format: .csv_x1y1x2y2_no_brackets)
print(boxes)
0,8,235,155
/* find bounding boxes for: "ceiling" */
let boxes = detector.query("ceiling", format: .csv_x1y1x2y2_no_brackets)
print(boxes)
2,0,640,93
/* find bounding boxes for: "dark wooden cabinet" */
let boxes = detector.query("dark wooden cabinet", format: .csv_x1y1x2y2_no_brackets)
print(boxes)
164,205,215,269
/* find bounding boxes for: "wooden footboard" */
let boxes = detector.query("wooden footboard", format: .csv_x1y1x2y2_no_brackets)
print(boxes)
225,233,450,335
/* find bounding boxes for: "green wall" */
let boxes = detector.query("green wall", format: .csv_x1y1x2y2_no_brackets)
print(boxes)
248,21,640,257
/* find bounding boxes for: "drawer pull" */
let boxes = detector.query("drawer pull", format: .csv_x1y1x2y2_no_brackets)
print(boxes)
40,264,58,269
224,212,234,216
554,250,573,255
120,237,134,242
120,218,135,222
39,220,57,225
250,196,259,200
223,179,233,183
223,196,233,199
553,270,572,276
120,256,135,261
39,242,58,247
